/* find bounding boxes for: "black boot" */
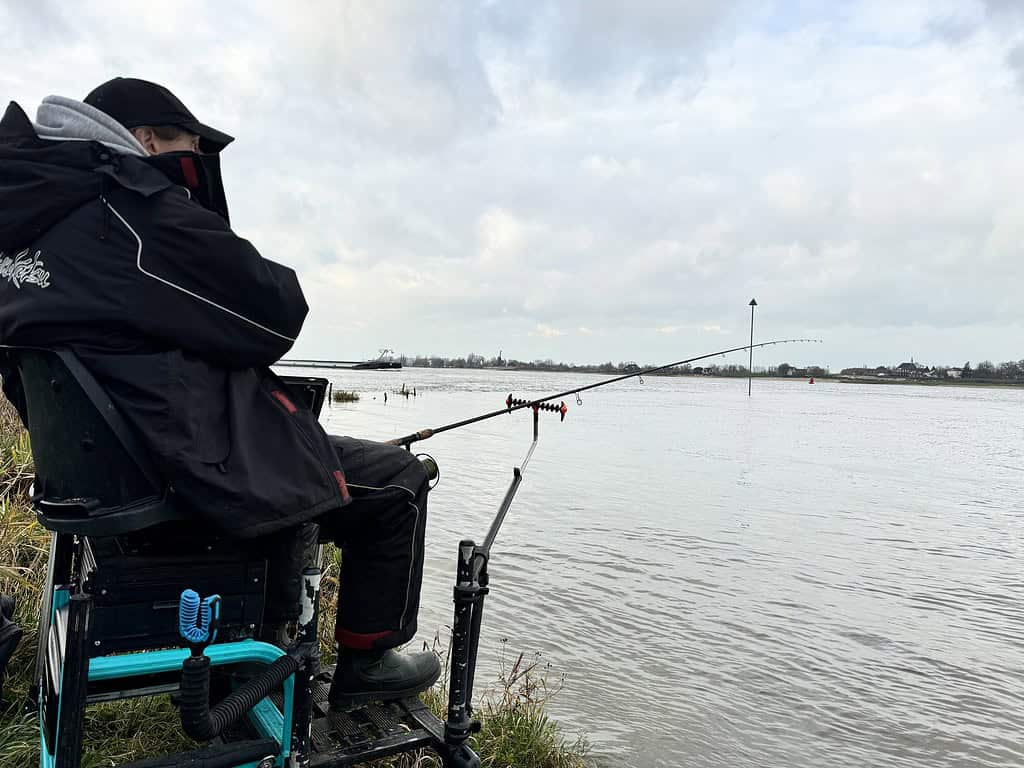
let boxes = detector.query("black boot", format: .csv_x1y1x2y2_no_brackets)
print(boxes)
328,647,441,709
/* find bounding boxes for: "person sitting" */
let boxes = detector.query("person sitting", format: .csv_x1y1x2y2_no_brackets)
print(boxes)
0,77,439,708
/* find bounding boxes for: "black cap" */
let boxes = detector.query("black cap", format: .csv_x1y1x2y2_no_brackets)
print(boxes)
84,77,234,153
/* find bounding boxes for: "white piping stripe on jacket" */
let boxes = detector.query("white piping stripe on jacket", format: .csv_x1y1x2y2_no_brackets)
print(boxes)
346,482,421,629
346,482,418,497
399,502,421,628
102,198,297,342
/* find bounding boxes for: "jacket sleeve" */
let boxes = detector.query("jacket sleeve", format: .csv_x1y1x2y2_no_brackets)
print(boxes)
111,187,308,368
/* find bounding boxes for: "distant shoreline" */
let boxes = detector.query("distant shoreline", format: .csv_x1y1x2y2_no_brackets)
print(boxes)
835,376,1024,389
281,362,1024,389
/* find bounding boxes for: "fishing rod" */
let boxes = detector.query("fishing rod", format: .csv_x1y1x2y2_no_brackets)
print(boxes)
388,337,820,449
409,335,818,762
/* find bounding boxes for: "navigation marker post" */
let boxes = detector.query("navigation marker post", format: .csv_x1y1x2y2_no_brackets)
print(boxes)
748,298,757,397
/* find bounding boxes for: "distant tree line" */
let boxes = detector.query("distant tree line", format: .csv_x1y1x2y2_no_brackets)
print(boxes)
838,359,1024,381
404,354,651,373
400,354,831,377
958,360,1024,380
397,354,1024,382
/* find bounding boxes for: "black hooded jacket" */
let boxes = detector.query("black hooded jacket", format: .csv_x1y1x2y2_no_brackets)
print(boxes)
0,102,349,537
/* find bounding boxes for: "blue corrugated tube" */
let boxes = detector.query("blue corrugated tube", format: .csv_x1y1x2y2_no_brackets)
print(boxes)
179,589,202,643
179,589,217,646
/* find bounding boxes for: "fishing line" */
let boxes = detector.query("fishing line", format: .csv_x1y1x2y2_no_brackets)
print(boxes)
388,337,821,448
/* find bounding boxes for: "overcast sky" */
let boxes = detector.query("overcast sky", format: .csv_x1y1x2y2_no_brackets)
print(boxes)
3,0,1022,369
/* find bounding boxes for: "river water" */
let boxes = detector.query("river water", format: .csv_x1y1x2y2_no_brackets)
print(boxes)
287,366,1023,768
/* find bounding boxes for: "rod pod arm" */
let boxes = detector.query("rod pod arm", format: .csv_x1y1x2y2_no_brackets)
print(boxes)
442,409,540,766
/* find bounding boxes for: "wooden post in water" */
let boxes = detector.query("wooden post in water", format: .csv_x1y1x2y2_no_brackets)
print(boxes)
748,298,757,397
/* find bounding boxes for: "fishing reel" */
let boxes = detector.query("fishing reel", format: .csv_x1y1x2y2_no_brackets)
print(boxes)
505,394,568,422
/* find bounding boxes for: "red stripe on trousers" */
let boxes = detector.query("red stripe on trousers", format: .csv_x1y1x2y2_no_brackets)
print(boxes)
336,627,393,650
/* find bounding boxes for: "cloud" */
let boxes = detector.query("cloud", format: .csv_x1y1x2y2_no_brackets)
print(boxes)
926,13,979,45
480,0,742,89
982,0,1024,19
582,154,636,180
280,1,500,152
477,207,525,265
532,324,564,338
3,1,1022,367
1008,43,1024,91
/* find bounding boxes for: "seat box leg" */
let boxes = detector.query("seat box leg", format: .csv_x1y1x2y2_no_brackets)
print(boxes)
30,533,74,714
54,592,92,768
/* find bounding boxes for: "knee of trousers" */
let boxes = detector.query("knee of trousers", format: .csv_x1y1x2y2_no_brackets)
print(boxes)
394,447,430,494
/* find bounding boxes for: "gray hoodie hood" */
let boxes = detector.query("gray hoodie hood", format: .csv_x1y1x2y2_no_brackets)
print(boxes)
34,95,147,157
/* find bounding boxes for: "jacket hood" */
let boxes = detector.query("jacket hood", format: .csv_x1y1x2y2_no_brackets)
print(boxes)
0,102,171,252
34,95,147,157
0,102,105,251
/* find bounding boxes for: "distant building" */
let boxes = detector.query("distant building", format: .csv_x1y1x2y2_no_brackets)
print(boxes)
946,368,963,379
778,363,803,376
896,359,929,378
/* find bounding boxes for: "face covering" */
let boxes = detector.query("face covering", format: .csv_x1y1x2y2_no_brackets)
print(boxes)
142,151,230,224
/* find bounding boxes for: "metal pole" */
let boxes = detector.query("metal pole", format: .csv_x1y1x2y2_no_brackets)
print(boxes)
748,298,757,397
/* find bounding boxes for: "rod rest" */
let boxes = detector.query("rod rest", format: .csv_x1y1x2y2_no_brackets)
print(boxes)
179,652,299,742
177,588,301,742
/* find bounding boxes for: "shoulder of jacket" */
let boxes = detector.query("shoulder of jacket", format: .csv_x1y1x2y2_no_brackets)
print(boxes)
103,182,195,216
102,184,237,249
95,155,176,198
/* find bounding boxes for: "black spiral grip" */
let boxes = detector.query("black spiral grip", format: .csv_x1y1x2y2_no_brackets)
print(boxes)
505,395,568,421
179,653,300,741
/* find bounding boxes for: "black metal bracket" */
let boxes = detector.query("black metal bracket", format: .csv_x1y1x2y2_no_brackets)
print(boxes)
288,566,322,766
441,409,542,766
441,540,486,766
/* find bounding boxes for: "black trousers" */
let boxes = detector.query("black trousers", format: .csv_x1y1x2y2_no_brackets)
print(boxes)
255,436,429,651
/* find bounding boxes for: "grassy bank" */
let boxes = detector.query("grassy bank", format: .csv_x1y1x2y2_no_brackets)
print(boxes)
0,398,587,767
